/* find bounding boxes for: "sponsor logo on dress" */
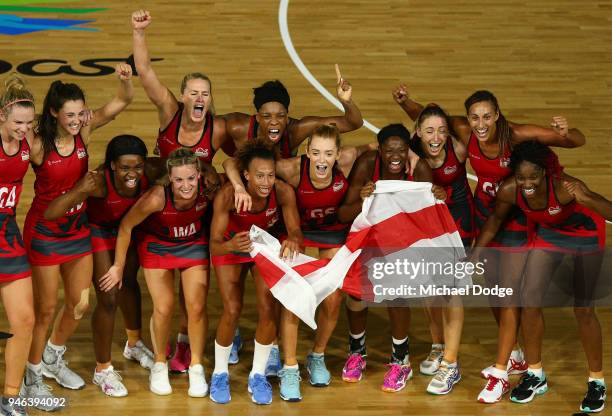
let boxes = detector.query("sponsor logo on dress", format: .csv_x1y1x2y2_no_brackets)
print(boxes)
499,157,510,168
548,206,562,216
196,202,207,211
443,165,457,175
469,152,480,160
77,148,87,159
195,148,209,158
332,181,344,192
266,208,277,217
21,150,30,161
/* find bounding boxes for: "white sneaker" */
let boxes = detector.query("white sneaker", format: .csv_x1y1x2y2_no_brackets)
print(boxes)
93,366,128,397
481,357,528,378
420,345,444,375
41,344,85,390
188,364,209,398
149,362,172,395
426,363,461,395
477,373,510,403
123,340,154,370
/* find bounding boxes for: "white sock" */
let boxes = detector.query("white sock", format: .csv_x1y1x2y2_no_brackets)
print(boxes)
350,331,365,339
510,348,523,360
213,340,232,375
310,351,324,358
47,340,64,351
392,336,409,345
27,362,42,372
283,364,299,370
528,367,544,379
250,340,272,377
432,343,444,350
177,333,189,344
589,377,606,386
490,367,508,380
442,360,457,368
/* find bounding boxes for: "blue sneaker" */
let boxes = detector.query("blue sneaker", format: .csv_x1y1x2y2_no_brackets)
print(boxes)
210,372,231,404
248,374,272,405
265,345,281,377
229,329,242,365
307,353,331,387
279,367,302,402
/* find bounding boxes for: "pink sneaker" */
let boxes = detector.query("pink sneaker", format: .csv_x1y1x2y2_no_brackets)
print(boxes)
169,341,191,373
342,354,366,382
381,363,413,392
508,357,528,375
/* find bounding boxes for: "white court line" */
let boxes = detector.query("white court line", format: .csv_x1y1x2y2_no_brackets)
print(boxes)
279,0,610,225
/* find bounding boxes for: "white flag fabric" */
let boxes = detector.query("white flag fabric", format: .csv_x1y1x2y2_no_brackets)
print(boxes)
249,181,466,329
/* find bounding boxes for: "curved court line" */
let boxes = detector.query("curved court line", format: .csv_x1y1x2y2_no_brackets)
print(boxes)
279,0,612,226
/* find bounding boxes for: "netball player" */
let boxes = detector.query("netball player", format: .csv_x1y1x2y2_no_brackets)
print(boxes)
209,139,302,405
337,124,445,393
0,75,36,416
21,65,133,411
472,141,606,412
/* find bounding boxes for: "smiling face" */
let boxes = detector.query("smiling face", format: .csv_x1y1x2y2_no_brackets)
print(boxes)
417,115,449,157
111,154,145,192
0,105,35,141
243,157,275,198
169,164,200,200
467,101,499,142
180,78,212,124
515,160,545,200
307,135,339,180
380,136,409,176
256,101,289,143
52,99,85,137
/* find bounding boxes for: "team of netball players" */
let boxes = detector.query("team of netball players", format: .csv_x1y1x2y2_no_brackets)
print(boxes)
0,8,610,416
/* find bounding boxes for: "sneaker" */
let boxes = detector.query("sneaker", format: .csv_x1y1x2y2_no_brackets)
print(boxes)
0,397,27,416
209,373,231,404
420,346,444,375
510,371,548,403
381,363,413,392
41,345,85,390
481,357,528,379
248,374,272,405
477,374,510,403
307,354,331,387
93,366,128,397
426,363,461,395
581,380,607,413
123,340,154,370
228,329,242,365
342,353,366,383
149,362,172,395
188,364,208,398
265,345,281,377
278,368,302,402
20,366,62,412
169,341,191,373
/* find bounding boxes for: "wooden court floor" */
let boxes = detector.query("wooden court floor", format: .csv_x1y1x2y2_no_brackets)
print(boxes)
0,0,611,414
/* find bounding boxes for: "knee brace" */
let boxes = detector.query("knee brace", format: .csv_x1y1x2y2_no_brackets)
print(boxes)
73,288,90,320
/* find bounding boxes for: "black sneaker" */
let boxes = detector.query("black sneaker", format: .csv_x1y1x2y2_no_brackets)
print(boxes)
580,381,606,413
510,372,548,403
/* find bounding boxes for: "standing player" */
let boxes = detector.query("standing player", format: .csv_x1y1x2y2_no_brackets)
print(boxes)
471,141,606,412
0,74,36,416
394,86,585,384
208,139,302,405
272,124,374,401
44,135,161,397
338,124,445,393
21,65,133,411
409,104,474,394
102,149,212,397
131,9,230,371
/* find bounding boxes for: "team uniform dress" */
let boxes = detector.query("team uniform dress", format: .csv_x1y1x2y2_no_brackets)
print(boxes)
0,137,31,281
87,168,150,253
155,103,215,163
137,182,210,270
221,115,293,158
517,175,605,254
24,134,91,266
468,133,529,248
211,187,280,265
296,155,349,248
431,142,475,247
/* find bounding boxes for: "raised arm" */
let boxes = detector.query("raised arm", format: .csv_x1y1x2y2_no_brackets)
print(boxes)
563,177,612,221
275,180,304,259
99,186,164,291
274,157,301,188
511,116,585,148
336,142,377,176
131,9,178,125
291,65,364,149
44,170,105,220
222,157,252,213
81,64,134,142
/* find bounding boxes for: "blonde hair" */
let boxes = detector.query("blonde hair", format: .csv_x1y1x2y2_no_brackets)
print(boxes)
158,148,201,186
0,73,34,116
180,72,215,115
307,124,341,150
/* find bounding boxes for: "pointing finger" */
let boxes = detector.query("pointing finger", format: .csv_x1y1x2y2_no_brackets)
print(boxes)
335,64,342,84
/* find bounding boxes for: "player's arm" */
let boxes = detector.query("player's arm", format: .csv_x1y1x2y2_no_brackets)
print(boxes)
511,116,585,148
275,180,304,259
338,152,373,223
209,184,252,255
275,157,301,188
472,179,517,250
562,176,612,221
44,170,105,220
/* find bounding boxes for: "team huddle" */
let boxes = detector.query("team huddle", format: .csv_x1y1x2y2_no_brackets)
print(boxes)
0,8,611,416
